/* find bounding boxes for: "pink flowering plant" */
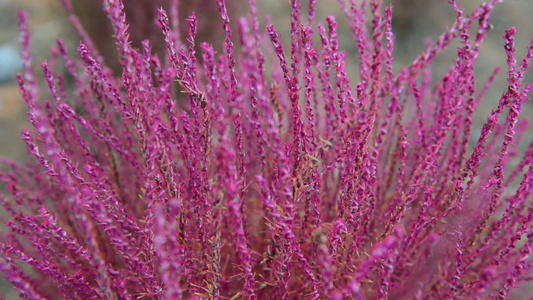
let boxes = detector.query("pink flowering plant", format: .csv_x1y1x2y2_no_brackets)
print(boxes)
1,0,533,298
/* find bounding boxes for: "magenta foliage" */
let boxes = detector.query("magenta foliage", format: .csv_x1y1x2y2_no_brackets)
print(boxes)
2,0,533,299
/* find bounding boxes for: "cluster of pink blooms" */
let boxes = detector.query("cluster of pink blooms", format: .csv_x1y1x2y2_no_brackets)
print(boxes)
1,0,533,298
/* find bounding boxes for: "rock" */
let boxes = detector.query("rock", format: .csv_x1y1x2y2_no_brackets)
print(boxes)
0,44,22,82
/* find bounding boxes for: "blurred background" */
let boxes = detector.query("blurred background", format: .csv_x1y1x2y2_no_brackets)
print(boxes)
0,0,532,298
0,0,532,162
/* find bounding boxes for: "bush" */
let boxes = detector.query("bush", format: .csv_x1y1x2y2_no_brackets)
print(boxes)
1,0,533,298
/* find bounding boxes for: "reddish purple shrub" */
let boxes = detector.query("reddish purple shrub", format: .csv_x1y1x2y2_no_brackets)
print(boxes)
1,0,533,299
69,0,242,72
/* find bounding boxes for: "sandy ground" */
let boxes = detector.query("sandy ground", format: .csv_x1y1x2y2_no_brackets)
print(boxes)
0,0,533,298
